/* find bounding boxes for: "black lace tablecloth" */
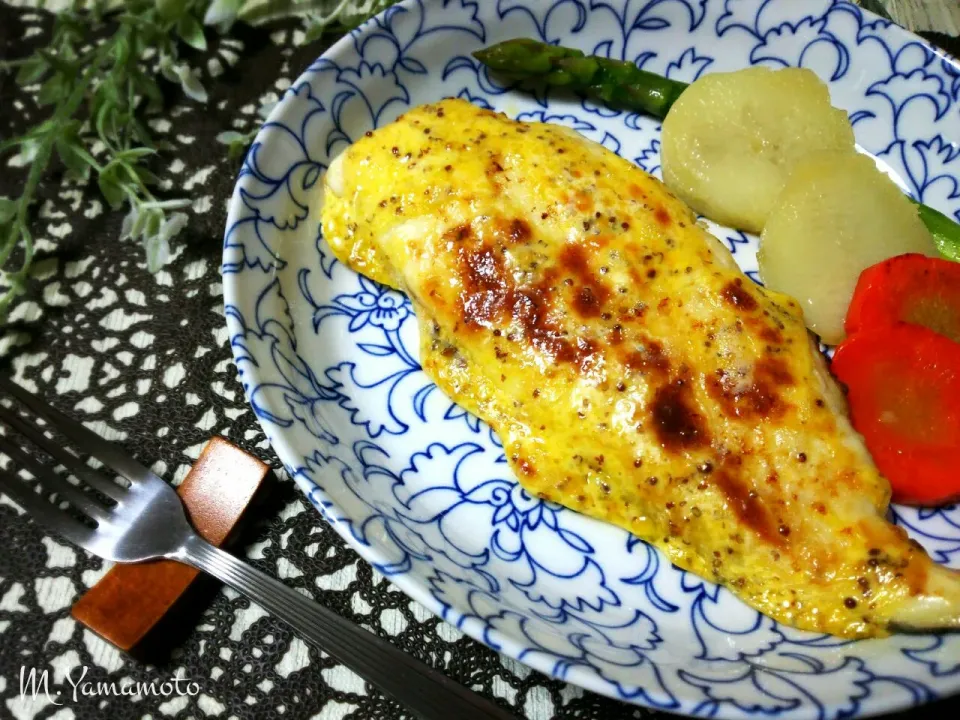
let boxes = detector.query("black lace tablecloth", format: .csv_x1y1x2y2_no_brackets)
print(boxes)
0,4,957,719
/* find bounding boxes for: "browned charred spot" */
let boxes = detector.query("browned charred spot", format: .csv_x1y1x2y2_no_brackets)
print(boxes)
457,243,512,330
651,378,709,452
517,458,537,477
707,357,794,420
575,286,603,317
488,156,505,174
511,283,551,339
508,218,531,243
654,206,671,226
445,224,472,242
622,338,669,375
713,469,781,545
511,276,599,371
760,326,784,344
758,357,794,386
559,243,589,275
491,217,532,245
722,278,759,312
559,244,612,319
628,184,645,200
610,325,624,346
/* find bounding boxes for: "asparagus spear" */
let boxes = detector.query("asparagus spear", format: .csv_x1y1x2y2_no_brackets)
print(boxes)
913,200,960,261
472,38,960,257
473,38,687,119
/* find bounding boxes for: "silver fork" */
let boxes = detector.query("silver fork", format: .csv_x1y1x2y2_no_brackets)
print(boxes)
0,378,514,720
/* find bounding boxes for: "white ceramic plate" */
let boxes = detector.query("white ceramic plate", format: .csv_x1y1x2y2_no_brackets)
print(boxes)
222,1,960,716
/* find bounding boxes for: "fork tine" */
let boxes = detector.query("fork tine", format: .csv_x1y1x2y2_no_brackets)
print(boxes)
0,403,128,502
0,469,98,548
0,434,112,522
0,377,154,487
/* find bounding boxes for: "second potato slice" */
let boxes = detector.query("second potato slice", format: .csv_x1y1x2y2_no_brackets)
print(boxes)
758,152,938,345
661,66,855,233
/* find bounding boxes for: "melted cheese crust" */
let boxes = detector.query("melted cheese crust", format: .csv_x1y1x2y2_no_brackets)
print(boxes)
321,99,960,637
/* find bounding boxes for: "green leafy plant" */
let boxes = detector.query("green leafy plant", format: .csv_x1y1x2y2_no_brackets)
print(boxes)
210,0,398,41
0,0,399,315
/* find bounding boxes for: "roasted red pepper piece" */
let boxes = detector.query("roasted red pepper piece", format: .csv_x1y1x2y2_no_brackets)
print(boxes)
832,323,960,506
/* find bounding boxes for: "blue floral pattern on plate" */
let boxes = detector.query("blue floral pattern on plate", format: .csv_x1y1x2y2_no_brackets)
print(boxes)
222,1,960,716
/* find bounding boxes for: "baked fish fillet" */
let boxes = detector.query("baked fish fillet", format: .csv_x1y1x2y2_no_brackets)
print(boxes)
320,98,960,638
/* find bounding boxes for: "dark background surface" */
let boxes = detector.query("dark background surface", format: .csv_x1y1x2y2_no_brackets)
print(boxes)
0,3,957,719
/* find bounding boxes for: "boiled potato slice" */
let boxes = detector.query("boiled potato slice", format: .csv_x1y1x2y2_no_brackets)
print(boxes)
758,152,937,345
661,67,855,233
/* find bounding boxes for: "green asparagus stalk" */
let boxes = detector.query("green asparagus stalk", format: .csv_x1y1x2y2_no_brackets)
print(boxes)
473,38,687,119
912,200,960,261
472,38,960,259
